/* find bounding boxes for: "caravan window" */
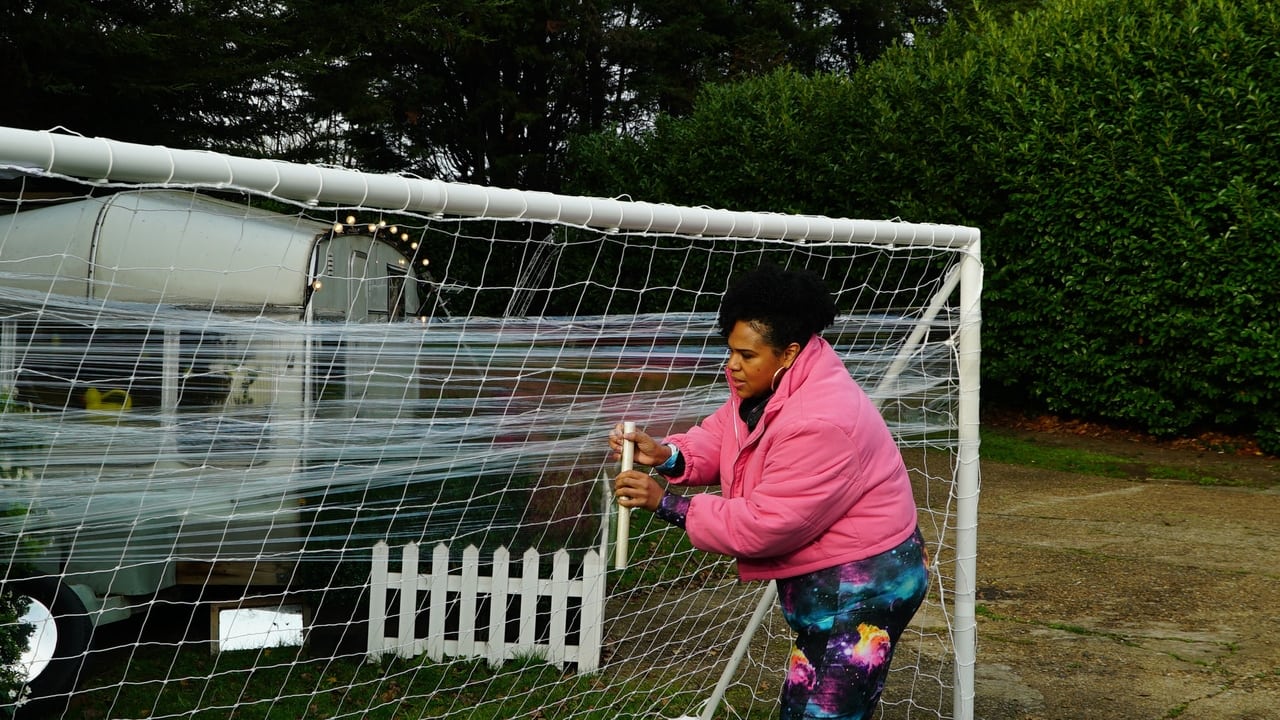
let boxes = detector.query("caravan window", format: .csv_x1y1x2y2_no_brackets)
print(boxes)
14,322,163,414
310,335,345,408
388,268,406,322
176,331,274,410
176,331,279,467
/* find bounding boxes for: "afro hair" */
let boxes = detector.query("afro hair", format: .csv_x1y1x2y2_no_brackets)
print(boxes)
717,265,836,350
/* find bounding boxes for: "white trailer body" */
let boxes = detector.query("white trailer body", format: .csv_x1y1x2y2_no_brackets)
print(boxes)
0,190,422,614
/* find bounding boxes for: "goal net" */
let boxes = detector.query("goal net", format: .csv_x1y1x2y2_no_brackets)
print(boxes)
0,126,980,720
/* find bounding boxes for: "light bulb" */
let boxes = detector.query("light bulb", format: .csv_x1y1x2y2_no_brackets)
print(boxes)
311,280,323,291
345,215,356,224
332,222,344,233
421,259,430,266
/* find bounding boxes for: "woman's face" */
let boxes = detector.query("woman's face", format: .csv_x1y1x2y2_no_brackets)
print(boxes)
726,320,798,399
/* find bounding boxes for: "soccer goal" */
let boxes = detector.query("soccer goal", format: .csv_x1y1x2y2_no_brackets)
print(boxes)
0,126,980,720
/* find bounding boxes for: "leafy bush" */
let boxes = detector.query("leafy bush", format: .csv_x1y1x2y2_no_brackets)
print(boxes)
975,0,1280,451
0,589,30,713
567,55,994,226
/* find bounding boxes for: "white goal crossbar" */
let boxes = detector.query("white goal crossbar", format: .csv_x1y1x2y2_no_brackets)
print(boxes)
0,128,976,249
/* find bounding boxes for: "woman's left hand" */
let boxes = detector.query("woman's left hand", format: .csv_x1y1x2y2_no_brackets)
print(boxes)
614,470,664,512
608,424,670,467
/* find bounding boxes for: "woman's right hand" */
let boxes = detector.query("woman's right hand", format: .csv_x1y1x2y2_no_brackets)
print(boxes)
614,470,664,512
608,423,672,468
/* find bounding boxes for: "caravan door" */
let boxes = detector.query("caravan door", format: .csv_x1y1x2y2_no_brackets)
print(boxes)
309,232,419,323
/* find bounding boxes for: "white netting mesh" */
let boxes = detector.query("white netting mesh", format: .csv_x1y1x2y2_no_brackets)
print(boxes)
0,128,979,720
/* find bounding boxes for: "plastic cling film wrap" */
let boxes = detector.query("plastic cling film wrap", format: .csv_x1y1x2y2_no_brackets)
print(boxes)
0,293,955,568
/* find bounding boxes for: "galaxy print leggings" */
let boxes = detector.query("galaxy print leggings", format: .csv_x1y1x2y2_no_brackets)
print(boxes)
774,528,929,720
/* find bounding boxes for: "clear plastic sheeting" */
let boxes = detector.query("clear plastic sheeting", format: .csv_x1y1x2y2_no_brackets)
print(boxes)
0,287,957,574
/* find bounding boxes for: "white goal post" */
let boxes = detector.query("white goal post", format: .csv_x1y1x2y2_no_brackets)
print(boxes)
0,125,980,720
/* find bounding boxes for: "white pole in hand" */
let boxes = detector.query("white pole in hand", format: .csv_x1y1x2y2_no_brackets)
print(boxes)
615,421,636,570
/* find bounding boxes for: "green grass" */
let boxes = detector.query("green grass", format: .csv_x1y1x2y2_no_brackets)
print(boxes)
72,648,703,720
980,428,1235,486
66,510,728,720
976,605,1137,646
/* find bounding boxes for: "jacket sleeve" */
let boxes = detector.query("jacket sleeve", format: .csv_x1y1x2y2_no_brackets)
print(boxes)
684,418,864,560
662,398,734,488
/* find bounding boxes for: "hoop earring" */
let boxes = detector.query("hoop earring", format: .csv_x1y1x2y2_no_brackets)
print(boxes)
770,365,789,392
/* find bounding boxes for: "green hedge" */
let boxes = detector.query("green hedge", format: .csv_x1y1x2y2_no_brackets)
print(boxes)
566,0,1280,454
976,0,1280,453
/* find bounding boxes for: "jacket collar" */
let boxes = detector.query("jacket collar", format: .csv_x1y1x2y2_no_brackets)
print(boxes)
768,334,827,404
725,333,829,440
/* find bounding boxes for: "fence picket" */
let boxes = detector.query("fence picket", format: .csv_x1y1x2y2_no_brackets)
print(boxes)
489,546,510,666
578,550,604,672
549,550,569,664
399,542,419,658
519,547,538,651
459,545,480,656
428,543,448,661
368,541,389,657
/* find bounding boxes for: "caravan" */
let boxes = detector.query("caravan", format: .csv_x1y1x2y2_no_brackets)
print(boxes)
0,189,426,698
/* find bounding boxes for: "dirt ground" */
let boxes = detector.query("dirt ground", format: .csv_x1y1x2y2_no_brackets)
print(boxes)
968,419,1280,720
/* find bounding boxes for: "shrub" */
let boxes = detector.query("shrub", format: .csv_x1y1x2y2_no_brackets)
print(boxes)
975,0,1280,451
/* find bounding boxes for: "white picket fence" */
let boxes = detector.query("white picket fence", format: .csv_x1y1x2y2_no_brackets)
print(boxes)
367,541,607,671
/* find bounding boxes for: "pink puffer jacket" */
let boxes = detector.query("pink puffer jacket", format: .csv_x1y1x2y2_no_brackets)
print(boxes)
665,335,919,581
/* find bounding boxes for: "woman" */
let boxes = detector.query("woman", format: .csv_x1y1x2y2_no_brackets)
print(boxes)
610,265,929,720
